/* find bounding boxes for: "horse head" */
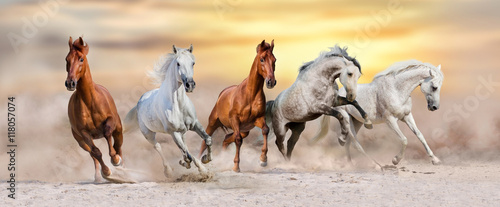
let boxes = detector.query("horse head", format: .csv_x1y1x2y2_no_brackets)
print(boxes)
256,40,277,89
65,36,89,91
421,64,443,111
173,44,196,92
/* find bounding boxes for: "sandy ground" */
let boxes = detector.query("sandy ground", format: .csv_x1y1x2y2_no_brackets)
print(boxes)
3,159,500,206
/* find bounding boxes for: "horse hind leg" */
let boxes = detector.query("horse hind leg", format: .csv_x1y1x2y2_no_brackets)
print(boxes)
141,129,173,178
286,122,306,160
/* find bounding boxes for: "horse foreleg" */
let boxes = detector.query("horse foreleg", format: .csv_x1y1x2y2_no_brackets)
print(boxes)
222,133,235,149
273,121,288,159
328,109,348,146
104,118,122,166
336,97,372,129
254,116,269,167
73,130,103,182
81,131,111,177
403,113,441,165
172,132,207,174
386,116,408,165
286,122,306,160
192,121,213,164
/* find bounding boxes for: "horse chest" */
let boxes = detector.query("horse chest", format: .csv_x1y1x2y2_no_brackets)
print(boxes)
73,100,108,137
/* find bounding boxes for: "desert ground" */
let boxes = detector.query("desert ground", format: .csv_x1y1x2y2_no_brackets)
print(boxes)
1,82,500,206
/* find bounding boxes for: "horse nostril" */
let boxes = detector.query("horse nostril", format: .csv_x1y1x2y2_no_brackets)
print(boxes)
65,81,68,88
432,106,438,110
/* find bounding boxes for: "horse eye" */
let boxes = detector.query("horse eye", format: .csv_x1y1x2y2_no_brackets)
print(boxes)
260,58,264,63
348,73,353,76
79,58,84,62
432,86,438,91
177,62,180,67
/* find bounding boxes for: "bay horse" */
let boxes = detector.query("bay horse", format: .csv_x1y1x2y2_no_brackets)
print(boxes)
124,45,213,177
199,40,276,172
65,36,123,182
311,60,444,165
266,45,374,164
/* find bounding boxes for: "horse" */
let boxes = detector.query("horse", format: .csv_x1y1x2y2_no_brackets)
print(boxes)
198,40,276,172
311,60,444,165
65,36,123,182
124,45,213,177
267,45,373,162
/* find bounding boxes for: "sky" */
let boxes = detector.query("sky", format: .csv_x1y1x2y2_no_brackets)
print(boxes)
0,0,499,96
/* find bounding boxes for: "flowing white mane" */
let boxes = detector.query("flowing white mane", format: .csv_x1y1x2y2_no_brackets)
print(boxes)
373,59,442,80
147,50,195,85
299,45,361,73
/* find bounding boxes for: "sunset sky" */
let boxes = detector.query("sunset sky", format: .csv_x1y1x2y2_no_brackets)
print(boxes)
1,0,499,96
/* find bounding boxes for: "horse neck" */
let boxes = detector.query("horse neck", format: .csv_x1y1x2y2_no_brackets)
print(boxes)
76,64,97,105
388,66,430,100
159,60,184,103
245,57,265,96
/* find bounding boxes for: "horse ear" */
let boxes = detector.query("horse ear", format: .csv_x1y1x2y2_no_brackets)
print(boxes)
188,44,193,53
257,40,266,53
271,39,274,51
68,36,73,49
437,64,441,71
78,37,89,55
173,45,177,54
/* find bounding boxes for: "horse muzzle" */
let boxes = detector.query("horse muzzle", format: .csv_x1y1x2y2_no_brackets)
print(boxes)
266,78,276,89
184,80,196,93
65,80,77,91
428,104,439,111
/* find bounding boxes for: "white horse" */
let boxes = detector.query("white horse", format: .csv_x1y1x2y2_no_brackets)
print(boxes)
124,45,212,177
268,45,372,161
311,60,444,165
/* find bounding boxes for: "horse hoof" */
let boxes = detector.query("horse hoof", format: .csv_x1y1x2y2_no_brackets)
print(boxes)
431,157,441,165
111,156,122,166
179,160,191,169
392,157,401,165
260,161,268,167
338,138,346,146
364,121,373,129
232,167,241,173
201,155,212,164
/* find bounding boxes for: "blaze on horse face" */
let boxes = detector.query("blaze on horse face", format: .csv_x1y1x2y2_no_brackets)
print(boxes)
256,40,277,89
65,36,89,91
173,44,196,93
421,65,443,111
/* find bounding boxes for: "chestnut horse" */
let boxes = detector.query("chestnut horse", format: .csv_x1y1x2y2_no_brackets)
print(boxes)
199,40,276,172
65,37,123,182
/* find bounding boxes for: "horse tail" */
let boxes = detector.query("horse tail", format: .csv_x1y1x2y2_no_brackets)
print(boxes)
309,115,330,144
123,105,139,134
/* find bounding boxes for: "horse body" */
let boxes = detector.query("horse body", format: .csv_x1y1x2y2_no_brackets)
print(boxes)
269,45,371,160
312,60,444,165
199,40,276,172
124,45,213,177
65,37,123,182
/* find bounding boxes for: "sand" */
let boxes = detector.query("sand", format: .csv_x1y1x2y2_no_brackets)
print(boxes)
3,159,500,206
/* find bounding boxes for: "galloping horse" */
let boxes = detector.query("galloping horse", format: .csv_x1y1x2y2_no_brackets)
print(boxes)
65,37,123,182
267,45,373,163
199,40,276,172
311,60,444,165
124,45,212,177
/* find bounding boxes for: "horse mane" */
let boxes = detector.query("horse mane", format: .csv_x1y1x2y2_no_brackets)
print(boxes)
373,59,442,80
299,45,361,73
147,50,194,85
